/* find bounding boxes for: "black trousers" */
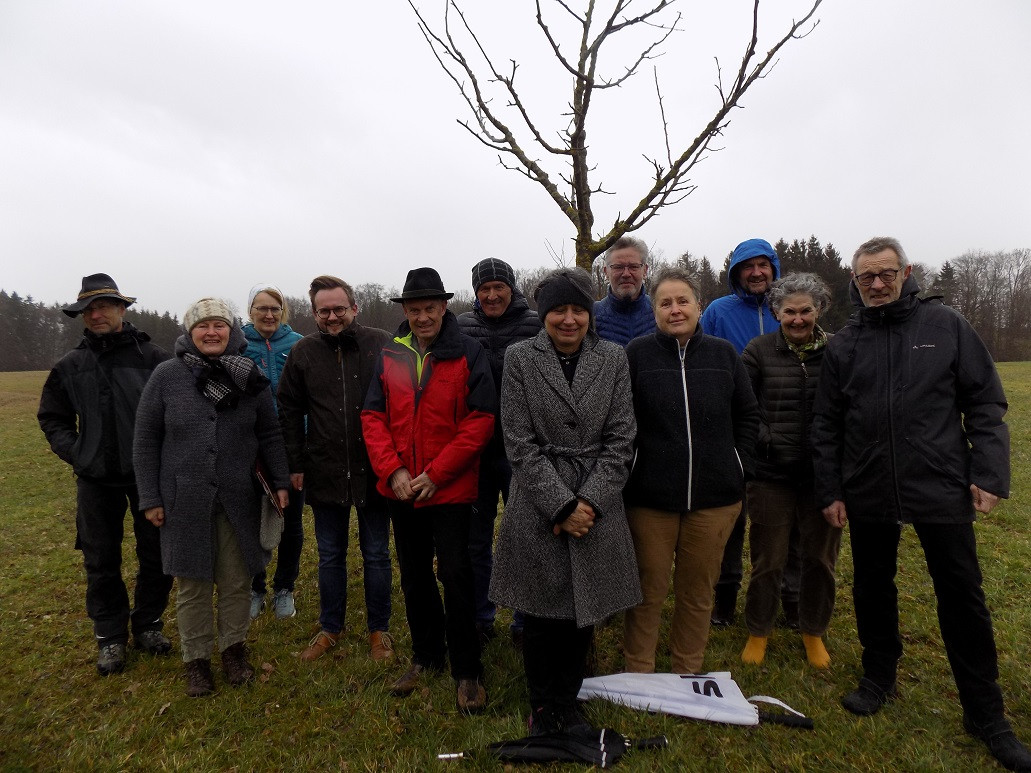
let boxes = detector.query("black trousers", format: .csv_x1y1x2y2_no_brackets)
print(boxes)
850,520,1005,723
75,478,173,646
390,501,481,680
522,615,594,710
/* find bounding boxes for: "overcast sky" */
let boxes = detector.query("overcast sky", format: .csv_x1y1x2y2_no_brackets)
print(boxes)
2,1,1029,318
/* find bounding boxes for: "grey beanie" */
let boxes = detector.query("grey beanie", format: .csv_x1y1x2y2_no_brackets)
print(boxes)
533,267,595,319
471,257,516,292
184,298,234,331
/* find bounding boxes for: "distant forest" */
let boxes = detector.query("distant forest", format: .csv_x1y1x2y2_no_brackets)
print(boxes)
4,237,1030,371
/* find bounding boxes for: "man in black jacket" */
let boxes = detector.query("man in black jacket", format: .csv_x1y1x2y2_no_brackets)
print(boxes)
812,237,1031,771
38,273,173,676
457,258,541,645
276,275,394,663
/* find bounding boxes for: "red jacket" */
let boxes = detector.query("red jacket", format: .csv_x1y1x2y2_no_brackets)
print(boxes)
361,311,496,506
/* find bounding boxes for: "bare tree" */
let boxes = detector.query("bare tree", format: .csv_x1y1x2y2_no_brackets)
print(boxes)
409,0,822,269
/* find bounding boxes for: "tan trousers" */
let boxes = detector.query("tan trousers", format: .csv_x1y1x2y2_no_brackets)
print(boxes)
624,502,741,674
177,510,252,662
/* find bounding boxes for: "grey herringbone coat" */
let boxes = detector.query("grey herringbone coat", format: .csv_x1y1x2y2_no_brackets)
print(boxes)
489,329,642,627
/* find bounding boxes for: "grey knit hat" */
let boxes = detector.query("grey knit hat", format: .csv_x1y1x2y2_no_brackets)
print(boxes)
184,298,235,331
533,267,595,319
471,257,516,292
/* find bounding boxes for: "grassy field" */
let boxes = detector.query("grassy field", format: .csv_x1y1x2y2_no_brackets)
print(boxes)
1,365,1030,771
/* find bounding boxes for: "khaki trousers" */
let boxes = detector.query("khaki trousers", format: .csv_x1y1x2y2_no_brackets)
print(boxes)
624,502,741,674
177,510,252,662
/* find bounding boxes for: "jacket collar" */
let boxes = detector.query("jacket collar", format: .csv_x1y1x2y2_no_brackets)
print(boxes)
472,288,532,324
530,328,604,411
605,288,651,313
391,310,465,359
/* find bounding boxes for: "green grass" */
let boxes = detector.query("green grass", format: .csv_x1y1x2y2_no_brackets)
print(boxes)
2,367,1030,771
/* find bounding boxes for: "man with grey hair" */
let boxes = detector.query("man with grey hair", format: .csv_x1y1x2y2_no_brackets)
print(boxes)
811,236,1030,771
593,235,656,346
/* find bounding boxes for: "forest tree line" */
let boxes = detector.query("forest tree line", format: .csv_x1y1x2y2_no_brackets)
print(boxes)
4,238,1030,371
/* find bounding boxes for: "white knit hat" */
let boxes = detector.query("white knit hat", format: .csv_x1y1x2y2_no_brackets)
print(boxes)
184,298,234,331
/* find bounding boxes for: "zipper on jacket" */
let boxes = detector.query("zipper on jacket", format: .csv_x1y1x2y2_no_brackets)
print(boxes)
679,344,694,511
883,313,904,523
800,359,809,454
338,347,353,485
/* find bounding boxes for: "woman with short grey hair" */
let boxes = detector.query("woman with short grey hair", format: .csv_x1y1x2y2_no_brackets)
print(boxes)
739,273,842,669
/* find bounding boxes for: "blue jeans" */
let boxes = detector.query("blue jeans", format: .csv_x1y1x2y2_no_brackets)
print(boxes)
468,450,511,625
252,486,305,594
311,499,392,635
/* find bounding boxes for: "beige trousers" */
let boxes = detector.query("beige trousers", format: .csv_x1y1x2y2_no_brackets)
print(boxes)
176,510,252,662
624,502,741,674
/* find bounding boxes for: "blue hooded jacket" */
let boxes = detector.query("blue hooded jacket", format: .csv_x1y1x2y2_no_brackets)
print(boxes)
700,238,781,354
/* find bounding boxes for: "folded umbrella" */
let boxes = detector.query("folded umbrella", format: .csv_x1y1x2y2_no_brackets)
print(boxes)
439,725,667,767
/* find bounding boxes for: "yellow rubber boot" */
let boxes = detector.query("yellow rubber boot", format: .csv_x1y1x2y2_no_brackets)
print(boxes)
803,634,831,669
741,635,768,665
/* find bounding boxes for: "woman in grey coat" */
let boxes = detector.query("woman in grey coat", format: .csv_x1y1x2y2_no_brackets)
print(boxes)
134,298,289,697
490,268,641,735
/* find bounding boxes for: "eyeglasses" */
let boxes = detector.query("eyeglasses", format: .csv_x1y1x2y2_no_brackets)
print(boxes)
252,305,283,316
608,262,644,274
854,269,902,287
315,305,354,319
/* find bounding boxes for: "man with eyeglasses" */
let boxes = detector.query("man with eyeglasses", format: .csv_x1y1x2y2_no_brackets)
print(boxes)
811,237,1030,771
593,236,657,346
276,275,395,663
38,273,174,676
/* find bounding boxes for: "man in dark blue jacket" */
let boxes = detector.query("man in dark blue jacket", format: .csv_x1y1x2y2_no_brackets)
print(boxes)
38,274,173,677
812,236,1030,771
593,236,656,346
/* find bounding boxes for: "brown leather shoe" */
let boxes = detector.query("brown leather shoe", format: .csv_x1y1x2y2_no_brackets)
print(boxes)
299,630,338,661
390,664,425,696
456,678,487,714
221,642,255,686
369,631,394,662
185,658,215,697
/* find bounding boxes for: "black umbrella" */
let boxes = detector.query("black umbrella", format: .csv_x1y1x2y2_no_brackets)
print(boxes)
439,725,667,767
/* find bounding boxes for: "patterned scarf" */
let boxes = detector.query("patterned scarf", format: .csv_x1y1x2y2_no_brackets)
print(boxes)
180,350,268,411
783,325,828,362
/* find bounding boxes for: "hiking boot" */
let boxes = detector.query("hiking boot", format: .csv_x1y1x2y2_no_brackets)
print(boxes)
97,642,126,676
185,658,215,697
135,630,172,656
456,678,487,714
841,677,897,716
558,703,591,733
369,631,394,662
221,642,255,686
964,715,1031,771
250,590,266,620
299,630,338,661
272,589,296,619
390,664,426,696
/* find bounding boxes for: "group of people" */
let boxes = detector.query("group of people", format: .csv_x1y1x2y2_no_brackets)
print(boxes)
37,234,1030,770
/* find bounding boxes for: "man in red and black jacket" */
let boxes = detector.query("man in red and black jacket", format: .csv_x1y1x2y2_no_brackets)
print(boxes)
362,267,495,714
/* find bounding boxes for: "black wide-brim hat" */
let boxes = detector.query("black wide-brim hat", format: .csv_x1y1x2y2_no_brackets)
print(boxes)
62,273,136,317
390,267,455,303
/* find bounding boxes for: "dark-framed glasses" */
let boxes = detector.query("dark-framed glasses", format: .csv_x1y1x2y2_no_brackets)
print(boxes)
854,268,901,287
315,305,354,319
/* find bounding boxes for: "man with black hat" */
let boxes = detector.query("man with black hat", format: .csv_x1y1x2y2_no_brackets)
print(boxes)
362,267,496,713
38,273,174,676
457,258,541,645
